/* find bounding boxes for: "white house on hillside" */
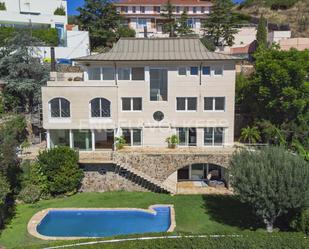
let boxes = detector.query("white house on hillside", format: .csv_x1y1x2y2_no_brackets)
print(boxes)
0,0,90,61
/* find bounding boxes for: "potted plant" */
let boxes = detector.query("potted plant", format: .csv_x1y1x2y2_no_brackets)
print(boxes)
166,135,179,149
115,136,126,150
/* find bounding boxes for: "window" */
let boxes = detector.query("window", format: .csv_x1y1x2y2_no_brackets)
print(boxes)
121,6,128,13
122,97,142,111
187,18,195,28
176,97,197,111
122,128,142,146
132,6,136,13
102,68,115,80
190,66,199,75
50,130,70,148
153,111,164,121
176,6,180,13
178,67,187,76
73,130,92,151
201,7,205,13
154,6,160,13
177,128,197,146
214,66,223,75
193,7,197,13
150,68,168,101
132,67,145,81
49,98,70,118
204,128,224,146
202,66,210,75
88,67,101,80
90,98,111,117
118,68,130,80
140,6,145,13
137,18,147,28
204,97,225,111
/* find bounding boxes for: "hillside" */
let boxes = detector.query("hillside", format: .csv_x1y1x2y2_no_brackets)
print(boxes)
235,0,309,37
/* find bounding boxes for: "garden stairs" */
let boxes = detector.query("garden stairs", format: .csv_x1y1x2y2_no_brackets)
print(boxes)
79,151,177,194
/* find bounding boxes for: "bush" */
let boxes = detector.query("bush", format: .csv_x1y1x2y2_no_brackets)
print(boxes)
18,184,41,204
37,146,83,196
299,209,309,234
0,174,10,205
0,27,58,46
230,146,309,232
54,6,66,16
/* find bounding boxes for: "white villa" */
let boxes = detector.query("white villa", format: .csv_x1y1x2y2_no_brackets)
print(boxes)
0,0,90,60
41,38,236,193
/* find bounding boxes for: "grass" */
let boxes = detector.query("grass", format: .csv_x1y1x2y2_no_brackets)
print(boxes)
0,192,273,249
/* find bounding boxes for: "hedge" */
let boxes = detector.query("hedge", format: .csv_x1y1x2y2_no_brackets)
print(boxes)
23,233,308,249
0,27,58,46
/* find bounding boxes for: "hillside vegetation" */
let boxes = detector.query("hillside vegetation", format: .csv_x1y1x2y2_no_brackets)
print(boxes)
235,0,309,37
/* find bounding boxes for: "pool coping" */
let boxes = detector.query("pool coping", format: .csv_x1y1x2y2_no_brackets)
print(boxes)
27,204,176,240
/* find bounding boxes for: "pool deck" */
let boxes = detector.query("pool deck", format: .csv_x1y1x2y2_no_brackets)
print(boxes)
27,205,176,240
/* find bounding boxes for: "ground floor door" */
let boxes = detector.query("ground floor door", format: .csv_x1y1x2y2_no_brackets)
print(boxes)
94,130,114,150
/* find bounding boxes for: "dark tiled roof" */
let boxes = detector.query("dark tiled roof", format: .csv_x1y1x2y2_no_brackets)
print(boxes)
74,38,238,62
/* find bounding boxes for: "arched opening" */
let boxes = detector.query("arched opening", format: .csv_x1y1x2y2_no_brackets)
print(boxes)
90,98,111,118
176,163,229,192
49,97,70,118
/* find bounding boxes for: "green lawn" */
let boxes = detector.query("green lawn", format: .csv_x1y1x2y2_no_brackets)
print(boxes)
0,192,267,249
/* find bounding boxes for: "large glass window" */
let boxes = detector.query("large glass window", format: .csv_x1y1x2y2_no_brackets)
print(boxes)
122,97,142,111
132,67,145,81
150,68,168,101
118,68,130,80
88,67,101,80
202,66,210,75
176,97,197,111
122,128,142,146
73,130,92,151
204,97,225,111
178,67,187,76
90,98,111,117
102,68,115,80
214,66,223,75
177,128,197,146
49,130,70,148
50,98,70,118
204,127,224,146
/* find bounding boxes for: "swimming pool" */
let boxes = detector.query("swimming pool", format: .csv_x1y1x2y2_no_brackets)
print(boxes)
28,205,175,240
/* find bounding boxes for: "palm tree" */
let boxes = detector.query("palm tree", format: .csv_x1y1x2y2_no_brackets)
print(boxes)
240,126,261,144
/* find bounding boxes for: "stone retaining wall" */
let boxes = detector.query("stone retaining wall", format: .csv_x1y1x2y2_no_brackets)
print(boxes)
80,164,148,192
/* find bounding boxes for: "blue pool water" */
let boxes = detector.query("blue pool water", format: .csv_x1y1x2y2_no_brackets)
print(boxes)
37,206,171,237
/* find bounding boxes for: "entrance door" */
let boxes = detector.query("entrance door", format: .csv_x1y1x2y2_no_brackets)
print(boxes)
150,69,168,101
94,130,114,149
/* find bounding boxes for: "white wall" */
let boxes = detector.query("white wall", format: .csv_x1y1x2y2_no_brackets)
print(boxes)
0,0,67,27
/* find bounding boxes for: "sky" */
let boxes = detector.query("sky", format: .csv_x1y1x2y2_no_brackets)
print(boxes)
67,0,244,16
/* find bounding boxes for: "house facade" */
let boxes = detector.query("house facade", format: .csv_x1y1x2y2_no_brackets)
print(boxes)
0,0,90,60
42,38,236,193
114,0,213,37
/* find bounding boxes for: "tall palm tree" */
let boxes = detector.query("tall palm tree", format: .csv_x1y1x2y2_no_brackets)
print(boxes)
240,126,261,144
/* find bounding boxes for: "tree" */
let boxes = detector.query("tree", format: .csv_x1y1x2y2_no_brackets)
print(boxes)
77,0,135,50
176,9,194,37
240,126,261,144
256,14,268,48
160,0,177,37
230,146,309,232
0,31,49,113
238,48,309,148
202,0,238,47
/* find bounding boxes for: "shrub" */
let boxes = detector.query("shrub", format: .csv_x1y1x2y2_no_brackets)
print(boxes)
299,209,309,235
18,184,41,204
230,146,309,232
0,2,6,11
0,27,58,46
0,174,10,205
37,146,83,196
54,6,66,16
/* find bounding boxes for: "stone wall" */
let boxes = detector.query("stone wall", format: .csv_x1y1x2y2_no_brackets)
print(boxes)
80,164,148,192
113,152,232,182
